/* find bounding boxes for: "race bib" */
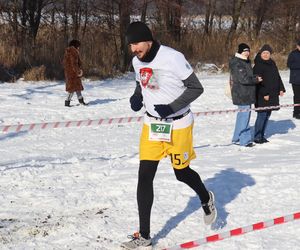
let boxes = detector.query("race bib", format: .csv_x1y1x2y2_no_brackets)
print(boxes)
149,121,173,142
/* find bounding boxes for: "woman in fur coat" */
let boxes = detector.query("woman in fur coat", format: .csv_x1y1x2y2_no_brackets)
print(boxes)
63,39,87,106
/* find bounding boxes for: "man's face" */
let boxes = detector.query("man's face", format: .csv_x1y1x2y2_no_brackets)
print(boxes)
129,41,152,59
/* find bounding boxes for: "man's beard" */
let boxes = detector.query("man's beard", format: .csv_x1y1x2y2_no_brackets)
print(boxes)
134,43,152,59
133,51,145,59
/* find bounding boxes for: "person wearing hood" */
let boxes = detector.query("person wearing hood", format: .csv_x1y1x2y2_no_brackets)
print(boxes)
63,39,87,107
287,40,300,119
229,43,262,147
121,21,216,249
253,44,285,143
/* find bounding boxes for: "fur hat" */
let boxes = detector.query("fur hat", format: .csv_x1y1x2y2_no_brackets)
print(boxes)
126,21,153,44
69,39,81,48
259,44,273,54
238,43,250,54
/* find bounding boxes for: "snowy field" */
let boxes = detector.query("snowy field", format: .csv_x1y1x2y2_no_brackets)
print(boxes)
0,70,300,250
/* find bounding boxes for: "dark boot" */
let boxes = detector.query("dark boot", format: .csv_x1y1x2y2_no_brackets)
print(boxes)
294,111,300,119
295,114,300,119
79,98,88,105
65,100,71,107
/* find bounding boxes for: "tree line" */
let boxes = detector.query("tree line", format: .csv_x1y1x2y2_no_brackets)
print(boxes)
0,0,299,82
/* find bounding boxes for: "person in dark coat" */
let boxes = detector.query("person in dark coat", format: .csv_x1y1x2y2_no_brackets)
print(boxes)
253,44,285,143
63,39,87,107
229,43,262,147
287,40,300,119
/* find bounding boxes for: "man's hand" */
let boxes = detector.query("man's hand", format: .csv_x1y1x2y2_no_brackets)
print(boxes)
154,104,173,118
130,94,143,111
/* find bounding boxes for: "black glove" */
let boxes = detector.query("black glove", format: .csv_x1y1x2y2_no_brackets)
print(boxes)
154,104,173,118
130,94,143,111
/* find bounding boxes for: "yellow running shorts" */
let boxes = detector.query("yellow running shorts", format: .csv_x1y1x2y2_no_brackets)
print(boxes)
139,123,196,169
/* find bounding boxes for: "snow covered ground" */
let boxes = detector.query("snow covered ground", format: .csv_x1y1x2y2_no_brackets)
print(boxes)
0,71,299,250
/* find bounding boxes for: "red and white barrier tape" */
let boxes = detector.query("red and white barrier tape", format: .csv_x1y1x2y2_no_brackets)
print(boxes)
0,116,144,133
1,103,299,133
162,211,300,250
193,103,300,117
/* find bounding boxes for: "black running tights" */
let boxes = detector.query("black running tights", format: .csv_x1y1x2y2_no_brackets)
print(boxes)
137,160,209,238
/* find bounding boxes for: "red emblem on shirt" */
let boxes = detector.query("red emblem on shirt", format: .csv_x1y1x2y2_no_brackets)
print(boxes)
140,67,153,87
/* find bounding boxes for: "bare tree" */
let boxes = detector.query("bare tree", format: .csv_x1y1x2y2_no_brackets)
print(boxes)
118,0,132,72
225,0,246,49
1,0,51,65
23,0,44,42
204,0,216,35
253,0,271,38
141,0,149,22
282,0,300,48
1,0,47,45
155,0,183,42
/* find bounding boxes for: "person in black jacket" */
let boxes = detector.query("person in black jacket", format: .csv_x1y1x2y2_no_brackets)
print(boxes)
229,43,262,147
253,44,285,144
287,40,300,119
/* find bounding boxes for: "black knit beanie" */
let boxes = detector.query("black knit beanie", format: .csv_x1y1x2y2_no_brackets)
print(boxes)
237,43,250,53
126,21,153,44
259,44,273,54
